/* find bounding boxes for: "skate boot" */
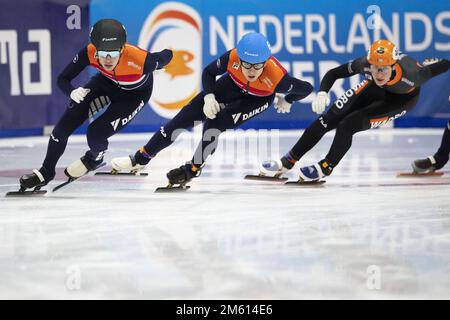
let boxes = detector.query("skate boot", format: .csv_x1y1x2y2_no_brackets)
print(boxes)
298,159,333,182
110,147,150,174
155,162,201,192
245,152,297,181
6,167,55,196
259,153,296,177
411,156,436,174
19,167,53,191
65,151,105,179
155,162,202,192
166,162,202,186
109,151,147,175
51,154,106,192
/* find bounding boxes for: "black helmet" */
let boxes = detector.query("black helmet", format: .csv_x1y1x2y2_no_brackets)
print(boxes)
90,19,126,51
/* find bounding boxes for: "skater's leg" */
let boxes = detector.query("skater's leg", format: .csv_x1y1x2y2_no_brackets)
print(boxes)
413,121,450,172
297,92,420,181
325,93,420,171
41,83,105,180
434,121,450,169
135,93,207,164
166,95,275,185
20,77,107,189
86,93,149,160
191,95,275,168
190,112,232,169
40,107,89,179
288,80,382,164
295,106,372,181
66,91,151,178
288,113,341,161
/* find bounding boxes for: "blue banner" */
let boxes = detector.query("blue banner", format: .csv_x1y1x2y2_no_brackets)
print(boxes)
90,0,450,130
1,0,449,137
0,0,90,136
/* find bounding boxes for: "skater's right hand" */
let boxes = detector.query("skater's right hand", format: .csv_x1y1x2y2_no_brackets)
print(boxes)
311,91,330,114
203,93,221,119
70,87,91,104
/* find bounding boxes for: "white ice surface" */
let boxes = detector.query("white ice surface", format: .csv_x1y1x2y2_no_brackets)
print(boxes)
0,128,449,299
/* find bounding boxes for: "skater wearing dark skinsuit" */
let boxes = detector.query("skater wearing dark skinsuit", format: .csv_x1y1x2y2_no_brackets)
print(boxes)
110,32,313,187
260,40,450,182
17,19,173,192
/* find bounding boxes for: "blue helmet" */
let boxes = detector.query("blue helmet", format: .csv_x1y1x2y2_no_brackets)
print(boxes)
236,32,271,64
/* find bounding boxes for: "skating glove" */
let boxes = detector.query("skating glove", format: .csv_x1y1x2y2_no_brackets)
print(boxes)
70,87,91,104
311,91,330,114
274,93,292,114
203,93,221,119
422,58,441,66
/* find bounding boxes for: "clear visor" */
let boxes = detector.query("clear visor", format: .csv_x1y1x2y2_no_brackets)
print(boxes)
97,50,121,59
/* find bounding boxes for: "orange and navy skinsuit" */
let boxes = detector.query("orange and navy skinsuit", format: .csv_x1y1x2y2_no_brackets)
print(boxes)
58,43,173,94
135,48,313,168
39,44,172,181
285,55,450,170
202,48,312,103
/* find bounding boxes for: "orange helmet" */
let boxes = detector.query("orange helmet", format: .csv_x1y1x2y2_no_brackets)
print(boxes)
367,40,399,66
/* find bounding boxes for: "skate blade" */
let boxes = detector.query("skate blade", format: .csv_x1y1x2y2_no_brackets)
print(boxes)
52,162,107,193
52,178,76,192
154,185,191,193
95,171,148,176
5,190,47,197
244,174,288,181
397,171,444,177
285,180,326,186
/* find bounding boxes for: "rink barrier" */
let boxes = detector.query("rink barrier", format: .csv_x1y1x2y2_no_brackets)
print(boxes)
0,117,448,138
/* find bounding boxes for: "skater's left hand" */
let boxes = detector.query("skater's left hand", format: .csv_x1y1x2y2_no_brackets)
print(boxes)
274,94,292,114
70,87,91,104
422,58,441,66
203,93,221,119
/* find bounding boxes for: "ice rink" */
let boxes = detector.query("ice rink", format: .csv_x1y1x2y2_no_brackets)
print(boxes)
0,128,449,299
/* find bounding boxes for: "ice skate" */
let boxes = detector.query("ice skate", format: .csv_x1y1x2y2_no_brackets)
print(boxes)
245,155,295,181
97,154,148,176
53,154,106,192
397,156,444,177
155,162,201,192
412,156,437,173
298,163,324,182
285,160,330,186
6,169,51,196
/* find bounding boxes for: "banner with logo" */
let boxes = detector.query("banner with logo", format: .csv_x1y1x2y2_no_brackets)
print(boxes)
0,0,91,136
90,0,449,130
0,0,449,137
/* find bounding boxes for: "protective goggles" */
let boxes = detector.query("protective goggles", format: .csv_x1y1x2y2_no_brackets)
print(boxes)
241,60,265,70
369,65,392,75
97,50,121,59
